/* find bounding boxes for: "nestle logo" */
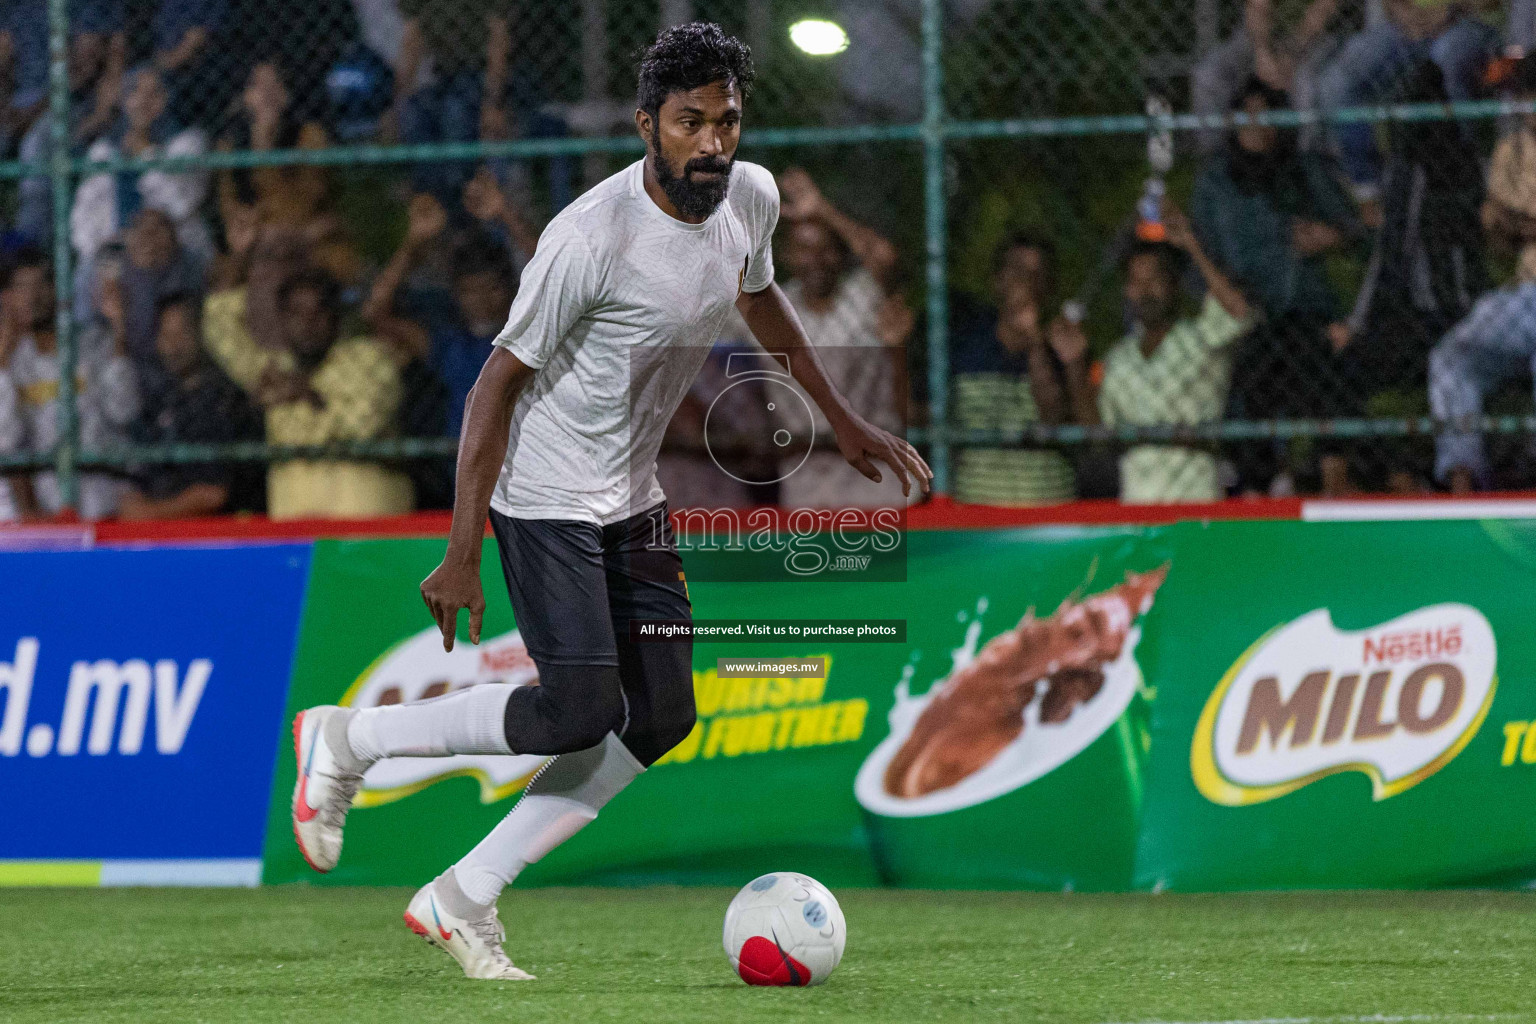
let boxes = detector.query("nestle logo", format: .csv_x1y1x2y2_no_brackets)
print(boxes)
1363,626,1462,666
479,645,534,674
1192,605,1497,806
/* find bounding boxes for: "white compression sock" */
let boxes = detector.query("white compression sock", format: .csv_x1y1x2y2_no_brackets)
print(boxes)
346,683,516,762
451,731,644,906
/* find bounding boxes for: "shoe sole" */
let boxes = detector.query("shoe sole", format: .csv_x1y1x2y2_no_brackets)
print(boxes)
290,710,329,874
403,910,535,981
403,910,437,946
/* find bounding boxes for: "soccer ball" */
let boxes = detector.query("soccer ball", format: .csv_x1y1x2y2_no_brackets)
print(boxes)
723,872,846,986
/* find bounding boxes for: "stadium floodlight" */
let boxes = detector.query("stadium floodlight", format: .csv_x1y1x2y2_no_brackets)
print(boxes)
789,18,849,56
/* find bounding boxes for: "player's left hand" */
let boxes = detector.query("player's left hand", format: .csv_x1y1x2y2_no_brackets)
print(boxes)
833,414,933,498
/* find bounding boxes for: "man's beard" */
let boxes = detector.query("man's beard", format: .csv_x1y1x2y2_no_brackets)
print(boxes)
651,132,734,220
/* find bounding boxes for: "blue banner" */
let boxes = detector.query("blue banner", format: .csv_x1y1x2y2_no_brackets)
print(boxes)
0,544,310,866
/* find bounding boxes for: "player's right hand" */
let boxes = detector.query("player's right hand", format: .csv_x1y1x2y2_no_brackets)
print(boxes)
420,561,486,652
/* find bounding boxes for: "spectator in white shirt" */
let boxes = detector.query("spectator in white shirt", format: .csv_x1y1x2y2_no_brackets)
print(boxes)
0,249,140,521
774,167,915,510
71,65,213,275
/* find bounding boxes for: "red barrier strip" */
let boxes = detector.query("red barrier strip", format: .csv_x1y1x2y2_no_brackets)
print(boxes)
902,495,1303,529
91,511,457,544
82,495,1302,544
17,491,1536,546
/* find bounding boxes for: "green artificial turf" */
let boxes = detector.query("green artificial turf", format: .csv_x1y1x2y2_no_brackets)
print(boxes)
1,887,1532,1023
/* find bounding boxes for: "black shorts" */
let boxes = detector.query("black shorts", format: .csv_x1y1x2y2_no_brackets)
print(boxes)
489,500,692,667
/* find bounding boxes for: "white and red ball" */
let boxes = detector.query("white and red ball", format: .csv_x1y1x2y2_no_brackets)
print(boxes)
723,872,846,986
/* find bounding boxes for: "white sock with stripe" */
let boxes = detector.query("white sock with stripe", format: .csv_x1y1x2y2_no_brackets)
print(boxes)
451,731,644,906
345,683,516,762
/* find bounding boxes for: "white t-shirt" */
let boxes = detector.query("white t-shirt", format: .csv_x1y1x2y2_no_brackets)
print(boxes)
491,159,779,524
0,324,141,521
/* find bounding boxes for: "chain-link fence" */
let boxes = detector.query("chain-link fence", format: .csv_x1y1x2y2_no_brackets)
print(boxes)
3,0,1536,520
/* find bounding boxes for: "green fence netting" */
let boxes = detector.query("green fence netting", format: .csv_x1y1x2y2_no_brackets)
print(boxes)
5,0,1536,517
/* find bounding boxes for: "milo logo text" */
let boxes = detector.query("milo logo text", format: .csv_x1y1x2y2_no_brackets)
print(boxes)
1192,605,1496,806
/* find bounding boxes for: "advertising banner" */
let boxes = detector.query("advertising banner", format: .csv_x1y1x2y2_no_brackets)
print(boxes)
261,529,1172,889
0,544,310,886
261,519,1536,892
1135,519,1536,890
6,516,1524,890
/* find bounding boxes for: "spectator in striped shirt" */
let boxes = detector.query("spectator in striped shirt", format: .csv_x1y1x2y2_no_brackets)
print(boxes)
1097,203,1253,504
948,233,1096,506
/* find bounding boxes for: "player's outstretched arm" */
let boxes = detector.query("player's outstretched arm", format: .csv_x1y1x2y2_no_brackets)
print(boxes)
737,283,932,497
420,348,536,651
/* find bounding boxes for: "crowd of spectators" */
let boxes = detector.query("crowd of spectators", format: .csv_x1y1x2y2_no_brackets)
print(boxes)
940,0,1516,509
7,1,1536,518
972,0,1536,505
0,0,556,521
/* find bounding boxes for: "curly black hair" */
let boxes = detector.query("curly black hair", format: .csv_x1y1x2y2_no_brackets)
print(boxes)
636,21,755,119
1125,239,1184,288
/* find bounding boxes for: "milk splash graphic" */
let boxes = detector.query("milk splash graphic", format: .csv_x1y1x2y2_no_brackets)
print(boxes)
854,596,1149,818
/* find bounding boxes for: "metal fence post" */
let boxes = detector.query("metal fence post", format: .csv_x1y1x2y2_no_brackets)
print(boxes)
921,0,950,496
46,0,77,510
